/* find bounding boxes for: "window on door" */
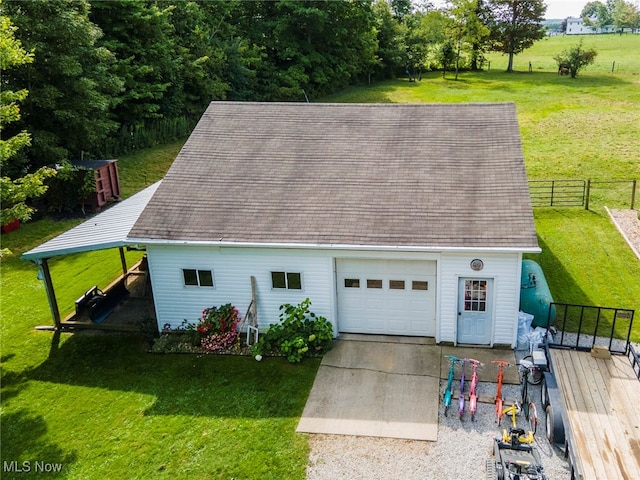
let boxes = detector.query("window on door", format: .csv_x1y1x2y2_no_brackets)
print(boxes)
464,280,487,311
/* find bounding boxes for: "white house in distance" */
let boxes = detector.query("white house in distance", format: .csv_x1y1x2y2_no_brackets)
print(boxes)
566,16,617,34
125,102,540,347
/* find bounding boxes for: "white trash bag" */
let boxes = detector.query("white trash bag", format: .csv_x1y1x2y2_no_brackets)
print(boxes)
516,311,535,350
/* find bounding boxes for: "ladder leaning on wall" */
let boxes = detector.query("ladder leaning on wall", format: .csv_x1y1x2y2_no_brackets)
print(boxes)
242,276,259,346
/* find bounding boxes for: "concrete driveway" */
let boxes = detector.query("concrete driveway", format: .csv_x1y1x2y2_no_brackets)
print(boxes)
297,334,518,441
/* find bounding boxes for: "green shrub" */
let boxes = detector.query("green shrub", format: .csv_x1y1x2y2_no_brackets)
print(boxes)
253,298,334,362
39,161,96,213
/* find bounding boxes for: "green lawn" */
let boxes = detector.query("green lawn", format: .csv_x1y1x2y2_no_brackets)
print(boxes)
2,34,639,479
486,34,640,74
1,333,319,479
116,140,186,198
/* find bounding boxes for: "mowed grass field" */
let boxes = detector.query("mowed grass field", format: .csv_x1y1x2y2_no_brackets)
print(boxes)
1,34,639,479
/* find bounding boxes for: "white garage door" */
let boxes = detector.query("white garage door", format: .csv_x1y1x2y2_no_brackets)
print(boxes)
336,259,437,336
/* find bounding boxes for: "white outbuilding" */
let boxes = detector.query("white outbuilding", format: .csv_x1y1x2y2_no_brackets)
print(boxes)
125,102,540,347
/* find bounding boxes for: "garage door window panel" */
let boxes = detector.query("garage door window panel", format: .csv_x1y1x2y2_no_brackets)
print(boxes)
367,279,383,289
344,278,360,288
412,281,428,291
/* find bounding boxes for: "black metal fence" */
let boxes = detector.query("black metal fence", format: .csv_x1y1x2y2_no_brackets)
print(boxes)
629,344,640,380
529,180,586,207
529,179,637,210
98,116,199,158
545,302,635,355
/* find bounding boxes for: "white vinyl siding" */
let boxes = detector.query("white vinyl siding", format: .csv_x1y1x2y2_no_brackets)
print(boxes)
438,252,522,347
147,245,333,331
147,244,522,347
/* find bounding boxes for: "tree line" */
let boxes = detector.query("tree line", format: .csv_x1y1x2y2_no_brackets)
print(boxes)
580,0,640,32
1,0,632,226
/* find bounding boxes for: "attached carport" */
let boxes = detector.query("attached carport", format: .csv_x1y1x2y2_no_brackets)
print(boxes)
21,182,160,330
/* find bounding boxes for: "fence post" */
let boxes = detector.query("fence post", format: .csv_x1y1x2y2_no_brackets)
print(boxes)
632,179,637,210
585,179,591,210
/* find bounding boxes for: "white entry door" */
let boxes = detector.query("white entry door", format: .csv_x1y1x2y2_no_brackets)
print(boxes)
457,278,493,345
336,259,436,336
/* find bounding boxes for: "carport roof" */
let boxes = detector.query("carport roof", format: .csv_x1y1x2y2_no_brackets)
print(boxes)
22,181,161,261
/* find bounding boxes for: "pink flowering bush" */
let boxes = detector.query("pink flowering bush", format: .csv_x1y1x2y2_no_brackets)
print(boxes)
195,304,241,352
201,331,239,352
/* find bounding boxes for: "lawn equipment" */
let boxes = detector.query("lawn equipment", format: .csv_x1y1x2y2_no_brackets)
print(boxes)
486,435,547,480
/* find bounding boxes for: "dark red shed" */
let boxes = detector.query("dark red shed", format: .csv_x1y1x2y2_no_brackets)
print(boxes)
72,159,121,211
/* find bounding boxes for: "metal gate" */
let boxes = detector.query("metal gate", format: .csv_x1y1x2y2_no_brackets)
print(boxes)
529,179,637,209
544,302,635,355
528,180,586,207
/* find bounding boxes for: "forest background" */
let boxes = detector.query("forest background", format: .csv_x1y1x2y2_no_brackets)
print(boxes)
6,0,638,171
2,0,639,222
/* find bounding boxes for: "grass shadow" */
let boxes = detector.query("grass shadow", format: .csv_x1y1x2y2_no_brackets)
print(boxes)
27,333,320,420
0,410,77,479
526,235,592,307
325,70,637,105
527,212,638,342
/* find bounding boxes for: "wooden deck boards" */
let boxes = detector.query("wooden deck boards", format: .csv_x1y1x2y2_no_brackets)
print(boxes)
551,349,640,480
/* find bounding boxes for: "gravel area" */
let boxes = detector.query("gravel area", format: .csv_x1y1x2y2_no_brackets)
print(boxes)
306,355,572,480
306,210,639,480
608,208,640,259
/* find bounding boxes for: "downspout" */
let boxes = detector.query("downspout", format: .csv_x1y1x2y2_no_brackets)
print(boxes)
38,259,61,330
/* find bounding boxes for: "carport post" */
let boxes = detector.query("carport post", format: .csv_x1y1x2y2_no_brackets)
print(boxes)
39,258,61,329
119,247,127,275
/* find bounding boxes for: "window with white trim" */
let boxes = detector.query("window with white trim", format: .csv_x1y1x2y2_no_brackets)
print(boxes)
464,279,487,311
183,269,214,287
271,271,302,290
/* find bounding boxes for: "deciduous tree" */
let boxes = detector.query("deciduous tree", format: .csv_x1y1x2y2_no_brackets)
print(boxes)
0,10,55,233
4,0,122,164
446,0,490,73
486,0,546,72
235,0,377,101
609,0,640,32
553,39,597,78
90,0,175,125
581,1,612,30
372,0,406,79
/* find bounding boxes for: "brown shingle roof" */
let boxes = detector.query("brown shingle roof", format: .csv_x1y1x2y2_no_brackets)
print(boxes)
129,102,538,249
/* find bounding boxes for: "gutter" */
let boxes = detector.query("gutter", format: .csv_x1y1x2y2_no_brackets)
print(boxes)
125,237,542,254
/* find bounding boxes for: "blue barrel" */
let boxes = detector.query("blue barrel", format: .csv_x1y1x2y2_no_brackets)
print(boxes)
520,260,556,328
